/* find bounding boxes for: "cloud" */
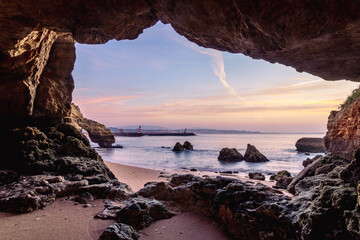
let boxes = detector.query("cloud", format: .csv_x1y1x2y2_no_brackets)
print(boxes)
168,32,246,101
73,95,141,105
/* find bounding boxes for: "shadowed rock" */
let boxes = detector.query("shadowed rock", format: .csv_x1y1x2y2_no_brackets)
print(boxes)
296,137,326,153
218,148,243,162
172,142,184,151
244,144,269,163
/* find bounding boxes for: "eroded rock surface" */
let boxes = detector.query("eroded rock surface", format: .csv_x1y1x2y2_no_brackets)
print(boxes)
71,104,115,148
325,98,360,160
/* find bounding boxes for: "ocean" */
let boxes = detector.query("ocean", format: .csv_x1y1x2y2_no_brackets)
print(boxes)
94,133,324,177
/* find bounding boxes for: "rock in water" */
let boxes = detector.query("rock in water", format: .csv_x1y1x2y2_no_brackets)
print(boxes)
172,142,184,151
248,172,265,180
218,148,244,162
99,223,140,240
183,141,194,150
244,144,269,163
295,137,326,153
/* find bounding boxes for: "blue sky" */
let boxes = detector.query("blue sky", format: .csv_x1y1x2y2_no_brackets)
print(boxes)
72,22,358,133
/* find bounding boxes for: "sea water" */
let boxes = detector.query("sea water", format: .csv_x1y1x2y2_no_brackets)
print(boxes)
94,133,324,176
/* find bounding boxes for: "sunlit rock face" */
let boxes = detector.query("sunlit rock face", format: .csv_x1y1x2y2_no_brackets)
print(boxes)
71,104,115,148
324,98,360,160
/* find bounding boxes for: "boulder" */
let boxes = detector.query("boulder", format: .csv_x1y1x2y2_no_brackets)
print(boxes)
248,172,265,180
183,141,194,150
172,142,184,151
295,137,326,153
244,144,269,163
270,170,291,181
99,223,140,240
218,148,243,162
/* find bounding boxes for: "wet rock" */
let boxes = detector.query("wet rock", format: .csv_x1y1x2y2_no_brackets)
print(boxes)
274,177,293,189
270,170,291,181
218,148,243,162
99,223,140,240
172,142,184,151
244,144,269,163
296,137,326,153
248,172,265,180
183,141,193,150
117,197,175,230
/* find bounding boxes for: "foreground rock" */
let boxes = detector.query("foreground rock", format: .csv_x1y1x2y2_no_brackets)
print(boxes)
248,172,265,180
295,137,326,153
99,223,140,240
244,144,269,162
71,104,115,148
218,148,243,162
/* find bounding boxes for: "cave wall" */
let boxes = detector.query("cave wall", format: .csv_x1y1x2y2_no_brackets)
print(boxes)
1,0,360,128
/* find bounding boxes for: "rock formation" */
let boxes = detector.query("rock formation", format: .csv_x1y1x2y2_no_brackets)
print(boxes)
1,1,360,239
218,148,244,162
71,104,115,148
172,141,193,151
296,137,326,153
244,144,269,163
248,172,265,180
324,98,360,160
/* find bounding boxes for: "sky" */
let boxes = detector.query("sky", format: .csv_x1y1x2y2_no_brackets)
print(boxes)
72,22,359,133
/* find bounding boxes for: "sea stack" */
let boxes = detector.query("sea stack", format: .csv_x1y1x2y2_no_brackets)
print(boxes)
244,144,269,163
218,148,244,162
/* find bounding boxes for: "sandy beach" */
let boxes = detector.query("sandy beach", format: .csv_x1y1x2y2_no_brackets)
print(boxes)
0,161,277,240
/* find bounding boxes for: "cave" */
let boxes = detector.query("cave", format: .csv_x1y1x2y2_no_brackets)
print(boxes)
1,1,360,239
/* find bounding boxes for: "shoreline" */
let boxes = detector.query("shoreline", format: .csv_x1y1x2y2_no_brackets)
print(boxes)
0,161,280,240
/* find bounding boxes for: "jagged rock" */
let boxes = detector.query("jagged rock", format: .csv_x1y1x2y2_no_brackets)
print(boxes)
324,98,360,160
339,149,360,186
270,171,293,189
172,142,184,151
183,141,193,150
287,155,348,194
218,148,243,162
99,223,140,240
248,172,265,180
117,197,175,230
73,192,94,204
71,104,115,148
244,144,269,163
295,138,326,153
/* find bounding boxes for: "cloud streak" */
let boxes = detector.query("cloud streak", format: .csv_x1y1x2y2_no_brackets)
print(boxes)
74,95,141,105
170,34,246,101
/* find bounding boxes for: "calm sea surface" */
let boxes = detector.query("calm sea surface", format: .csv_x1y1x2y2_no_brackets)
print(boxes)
94,133,324,176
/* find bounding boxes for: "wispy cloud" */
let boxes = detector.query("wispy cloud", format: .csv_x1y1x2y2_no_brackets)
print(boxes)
169,33,246,101
73,95,141,105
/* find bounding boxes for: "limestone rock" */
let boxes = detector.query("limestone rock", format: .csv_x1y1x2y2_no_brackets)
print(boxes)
244,144,269,163
325,98,360,160
218,148,243,162
248,172,265,180
99,223,140,240
71,104,115,148
295,138,326,153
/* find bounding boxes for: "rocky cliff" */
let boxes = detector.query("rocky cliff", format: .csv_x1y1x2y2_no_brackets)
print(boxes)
324,97,360,160
71,104,115,148
1,1,360,239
